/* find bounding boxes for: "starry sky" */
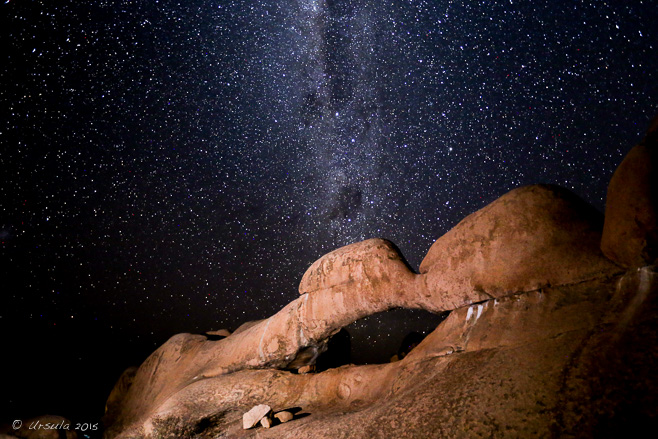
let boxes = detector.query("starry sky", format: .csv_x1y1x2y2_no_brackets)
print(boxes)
1,0,657,423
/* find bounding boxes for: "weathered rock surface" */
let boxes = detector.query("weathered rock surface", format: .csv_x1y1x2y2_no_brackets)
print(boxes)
420,184,619,302
103,366,137,429
299,238,416,296
102,178,656,438
602,116,658,267
104,268,658,438
300,185,619,313
104,235,463,434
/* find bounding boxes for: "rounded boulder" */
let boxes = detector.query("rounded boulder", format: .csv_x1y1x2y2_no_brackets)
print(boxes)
601,115,658,267
419,185,619,300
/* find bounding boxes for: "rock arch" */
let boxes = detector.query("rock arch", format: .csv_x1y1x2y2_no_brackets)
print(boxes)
104,184,620,435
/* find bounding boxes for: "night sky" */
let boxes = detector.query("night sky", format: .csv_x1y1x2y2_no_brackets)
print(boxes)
2,0,657,424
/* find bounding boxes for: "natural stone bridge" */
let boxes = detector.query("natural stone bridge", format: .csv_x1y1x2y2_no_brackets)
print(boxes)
103,118,658,438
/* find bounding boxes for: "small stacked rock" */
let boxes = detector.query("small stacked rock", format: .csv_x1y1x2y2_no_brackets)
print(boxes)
260,416,272,429
242,404,271,430
274,411,294,423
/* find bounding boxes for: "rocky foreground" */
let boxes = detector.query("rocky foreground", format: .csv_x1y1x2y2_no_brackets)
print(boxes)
93,117,658,438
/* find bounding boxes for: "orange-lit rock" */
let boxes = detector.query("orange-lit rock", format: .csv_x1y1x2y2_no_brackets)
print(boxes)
103,167,658,438
602,115,658,267
420,184,619,302
105,268,658,438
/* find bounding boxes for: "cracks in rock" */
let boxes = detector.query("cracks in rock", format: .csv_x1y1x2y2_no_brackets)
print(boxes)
474,289,497,301
454,269,626,314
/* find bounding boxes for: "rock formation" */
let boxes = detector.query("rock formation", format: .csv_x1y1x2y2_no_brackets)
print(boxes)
419,185,618,299
102,367,137,429
274,411,293,423
602,115,658,267
102,118,658,438
104,267,658,438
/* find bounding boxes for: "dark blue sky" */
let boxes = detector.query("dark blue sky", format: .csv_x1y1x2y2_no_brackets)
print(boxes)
1,0,656,422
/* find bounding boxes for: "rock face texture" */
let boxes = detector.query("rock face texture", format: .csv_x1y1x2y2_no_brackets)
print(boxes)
419,184,618,302
103,367,137,429
298,238,416,296
104,268,658,438
602,116,658,267
102,134,658,439
299,185,619,312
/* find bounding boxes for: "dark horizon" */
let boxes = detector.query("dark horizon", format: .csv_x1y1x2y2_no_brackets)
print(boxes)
2,0,657,426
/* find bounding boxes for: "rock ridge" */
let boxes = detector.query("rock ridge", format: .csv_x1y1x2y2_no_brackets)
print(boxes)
103,118,658,438
106,267,657,438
